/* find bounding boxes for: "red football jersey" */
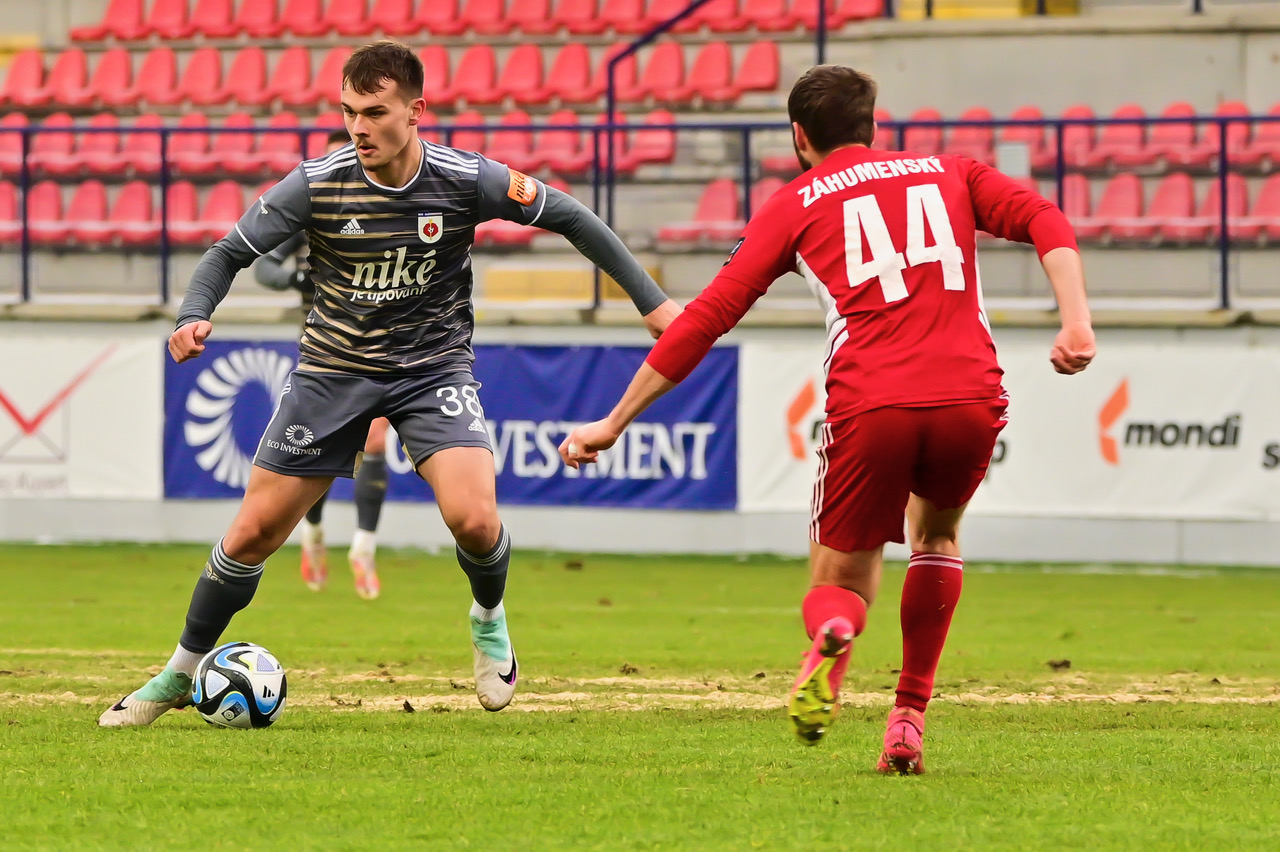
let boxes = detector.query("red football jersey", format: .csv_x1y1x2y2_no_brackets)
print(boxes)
647,146,1077,422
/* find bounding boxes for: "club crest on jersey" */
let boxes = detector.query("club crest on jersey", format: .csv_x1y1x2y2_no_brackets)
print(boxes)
418,213,443,244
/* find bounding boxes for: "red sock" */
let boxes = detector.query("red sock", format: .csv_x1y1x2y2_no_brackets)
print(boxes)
895,552,964,714
802,585,868,694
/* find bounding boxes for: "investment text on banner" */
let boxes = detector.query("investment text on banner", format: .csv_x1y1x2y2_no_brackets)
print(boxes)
0,335,161,499
165,342,738,510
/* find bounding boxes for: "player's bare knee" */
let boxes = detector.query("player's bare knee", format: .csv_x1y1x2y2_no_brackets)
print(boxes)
224,516,289,564
449,509,501,554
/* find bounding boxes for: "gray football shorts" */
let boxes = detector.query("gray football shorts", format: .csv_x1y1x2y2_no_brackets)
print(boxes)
253,369,492,478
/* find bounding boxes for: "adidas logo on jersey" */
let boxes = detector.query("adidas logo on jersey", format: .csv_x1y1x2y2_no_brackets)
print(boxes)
340,218,365,235
468,418,486,433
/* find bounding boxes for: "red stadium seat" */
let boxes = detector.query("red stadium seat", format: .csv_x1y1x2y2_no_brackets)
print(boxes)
555,0,605,34
2,50,45,109
1073,173,1147,243
464,0,512,34
199,181,246,244
210,112,261,176
1147,173,1198,243
29,49,87,109
869,108,893,151
732,40,779,98
180,48,227,108
1203,173,1249,241
166,181,203,245
674,41,730,103
0,182,18,245
486,110,538,172
71,0,146,41
617,109,675,171
143,0,194,39
647,0,702,33
418,45,451,107
794,0,876,28
600,0,648,34
537,109,591,175
1084,104,1145,170
1001,105,1049,171
946,107,995,164
510,0,556,33
634,42,684,104
742,0,796,31
266,47,313,106
221,47,269,108
592,45,641,103
903,108,943,157
1200,101,1252,169
658,178,740,244
498,44,546,106
1059,173,1090,226
1236,103,1280,172
234,0,283,37
450,46,500,106
190,0,238,37
749,176,785,216
370,0,419,35
128,48,180,107
418,110,440,145
595,111,631,173
1125,101,1198,169
109,180,159,247
31,113,78,178
85,49,133,110
417,0,466,34
120,114,163,175
28,181,66,246
449,110,487,156
67,180,111,245
171,112,214,176
80,113,124,177
305,47,353,108
260,111,303,173
305,113,345,159
1,114,32,178
280,0,327,36
1043,104,1097,170
325,0,372,35
699,0,747,33
1240,173,1280,244
544,44,595,104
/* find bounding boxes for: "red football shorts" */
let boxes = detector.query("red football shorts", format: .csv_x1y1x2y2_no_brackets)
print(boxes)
809,398,1008,553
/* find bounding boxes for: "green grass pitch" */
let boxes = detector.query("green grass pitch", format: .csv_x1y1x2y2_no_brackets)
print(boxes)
1,544,1278,850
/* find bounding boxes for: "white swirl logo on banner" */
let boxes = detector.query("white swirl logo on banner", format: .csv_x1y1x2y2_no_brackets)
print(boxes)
183,348,293,489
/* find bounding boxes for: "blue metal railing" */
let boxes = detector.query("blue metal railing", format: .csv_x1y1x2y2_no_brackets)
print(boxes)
3,111,1276,310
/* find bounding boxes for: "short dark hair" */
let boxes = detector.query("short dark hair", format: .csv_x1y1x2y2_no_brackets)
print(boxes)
327,129,351,146
787,65,877,153
342,40,424,100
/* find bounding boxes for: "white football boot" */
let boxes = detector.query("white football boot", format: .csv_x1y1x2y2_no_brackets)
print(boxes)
470,604,516,711
98,668,193,728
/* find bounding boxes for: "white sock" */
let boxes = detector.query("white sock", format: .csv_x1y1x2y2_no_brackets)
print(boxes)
350,528,377,557
167,644,204,678
301,520,323,549
469,600,504,622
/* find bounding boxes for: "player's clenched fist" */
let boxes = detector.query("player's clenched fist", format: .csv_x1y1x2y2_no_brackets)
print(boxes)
169,320,213,363
559,420,622,469
642,299,682,340
1050,321,1095,375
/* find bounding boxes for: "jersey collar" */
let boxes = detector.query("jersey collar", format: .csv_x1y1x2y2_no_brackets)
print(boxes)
360,139,426,195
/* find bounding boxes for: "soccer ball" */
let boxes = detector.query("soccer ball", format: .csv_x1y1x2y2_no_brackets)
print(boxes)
193,641,287,729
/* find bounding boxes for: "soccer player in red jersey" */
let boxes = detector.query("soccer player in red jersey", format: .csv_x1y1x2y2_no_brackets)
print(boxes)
559,66,1096,773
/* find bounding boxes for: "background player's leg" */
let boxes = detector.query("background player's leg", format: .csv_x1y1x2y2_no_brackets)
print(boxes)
349,417,390,599
418,445,515,711
300,488,330,592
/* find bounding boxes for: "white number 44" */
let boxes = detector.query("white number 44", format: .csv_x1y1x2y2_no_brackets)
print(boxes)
843,184,964,303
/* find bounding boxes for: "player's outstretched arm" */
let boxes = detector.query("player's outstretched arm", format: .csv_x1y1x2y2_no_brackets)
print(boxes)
560,363,675,468
1041,247,1095,375
171,168,312,363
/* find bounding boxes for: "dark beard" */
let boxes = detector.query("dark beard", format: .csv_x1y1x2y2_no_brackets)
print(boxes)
792,140,812,173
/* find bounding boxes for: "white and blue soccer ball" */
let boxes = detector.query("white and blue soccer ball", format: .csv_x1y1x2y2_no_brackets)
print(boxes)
193,642,287,729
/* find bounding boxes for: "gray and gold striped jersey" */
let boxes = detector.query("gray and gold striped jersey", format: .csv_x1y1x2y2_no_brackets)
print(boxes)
178,139,667,375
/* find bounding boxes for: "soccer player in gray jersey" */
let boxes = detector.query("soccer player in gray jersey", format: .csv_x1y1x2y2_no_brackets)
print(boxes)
100,41,679,727
255,130,390,601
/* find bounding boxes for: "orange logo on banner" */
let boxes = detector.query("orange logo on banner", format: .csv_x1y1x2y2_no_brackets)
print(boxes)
786,379,817,460
1098,379,1130,466
507,170,538,206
